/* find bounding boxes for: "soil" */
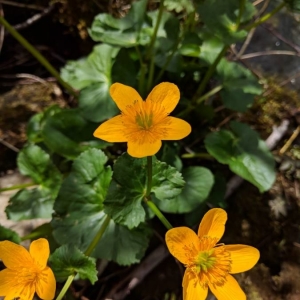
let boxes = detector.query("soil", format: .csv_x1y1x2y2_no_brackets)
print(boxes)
0,1,300,300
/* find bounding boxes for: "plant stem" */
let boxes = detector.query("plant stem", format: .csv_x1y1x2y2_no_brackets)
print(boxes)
0,16,77,98
194,45,228,99
146,200,173,230
55,214,110,300
146,0,165,59
146,56,155,93
55,274,75,300
176,84,223,117
0,182,35,192
139,63,147,98
84,214,111,256
244,2,286,31
181,153,214,159
236,0,246,28
146,156,152,196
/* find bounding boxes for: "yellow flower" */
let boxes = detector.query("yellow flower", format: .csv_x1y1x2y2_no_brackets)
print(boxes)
0,238,56,300
165,208,260,300
93,82,191,158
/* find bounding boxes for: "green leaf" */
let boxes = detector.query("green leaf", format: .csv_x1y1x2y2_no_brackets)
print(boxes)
112,48,139,87
159,143,183,172
204,121,276,192
184,174,227,227
53,149,112,214
6,188,55,220
17,144,62,189
49,244,98,283
88,0,148,47
27,113,43,143
157,167,214,213
6,144,63,220
217,59,262,111
0,225,21,243
285,0,300,12
41,108,99,159
164,0,194,13
52,149,150,265
104,154,185,228
197,0,256,44
179,32,202,58
61,44,120,123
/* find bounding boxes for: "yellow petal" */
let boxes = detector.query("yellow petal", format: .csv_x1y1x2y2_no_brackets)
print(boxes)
127,139,162,158
165,227,199,264
2,276,35,300
161,117,191,140
36,267,56,300
224,244,260,274
29,238,50,269
183,270,208,300
146,82,180,113
197,208,227,242
209,274,246,300
0,269,17,295
110,83,143,112
0,240,33,270
93,115,128,142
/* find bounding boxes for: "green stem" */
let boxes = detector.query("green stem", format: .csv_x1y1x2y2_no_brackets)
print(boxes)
146,156,152,196
0,16,77,98
55,274,75,300
0,182,35,192
244,2,286,31
139,63,147,98
146,56,155,93
181,153,214,160
155,38,181,84
55,214,110,300
84,214,111,256
146,0,165,59
196,84,223,105
146,200,172,230
194,45,228,99
236,0,246,29
176,85,223,117
135,45,143,67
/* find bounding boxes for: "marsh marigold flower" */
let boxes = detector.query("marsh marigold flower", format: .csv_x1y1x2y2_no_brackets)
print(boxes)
165,208,260,300
93,82,191,158
0,238,56,300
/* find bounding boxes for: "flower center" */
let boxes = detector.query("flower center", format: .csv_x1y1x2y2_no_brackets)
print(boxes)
18,267,39,285
186,236,232,288
135,111,153,130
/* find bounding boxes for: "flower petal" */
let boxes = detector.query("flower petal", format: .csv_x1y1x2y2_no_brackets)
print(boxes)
165,227,199,264
198,208,227,242
224,244,260,274
0,240,33,270
127,139,162,158
29,238,50,269
0,268,17,296
94,115,128,142
183,270,208,300
110,83,143,112
146,82,180,113
0,270,35,300
161,117,191,140
209,274,246,300
36,267,56,300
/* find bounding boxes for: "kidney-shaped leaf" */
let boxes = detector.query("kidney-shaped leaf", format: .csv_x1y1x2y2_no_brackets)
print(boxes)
205,121,276,192
157,167,214,213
